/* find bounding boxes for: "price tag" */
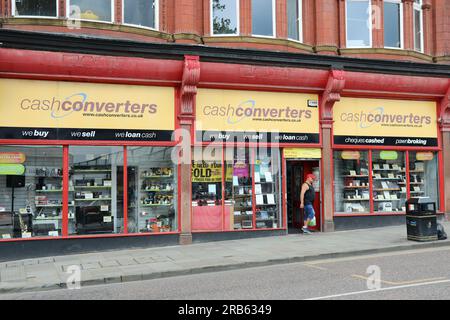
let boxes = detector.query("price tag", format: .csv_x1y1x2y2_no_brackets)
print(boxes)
101,205,109,212
103,216,112,223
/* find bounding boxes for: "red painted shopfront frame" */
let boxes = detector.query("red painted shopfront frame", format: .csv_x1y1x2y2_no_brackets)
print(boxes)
1,47,448,241
330,99,444,217
0,87,182,242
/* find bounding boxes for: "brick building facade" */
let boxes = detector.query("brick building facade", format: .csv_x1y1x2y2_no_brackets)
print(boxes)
0,0,448,259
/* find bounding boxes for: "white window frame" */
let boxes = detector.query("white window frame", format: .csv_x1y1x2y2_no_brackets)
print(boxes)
66,0,115,24
251,0,276,38
383,0,403,50
210,0,240,36
122,0,159,31
345,0,372,48
12,0,59,19
287,0,303,43
413,0,424,53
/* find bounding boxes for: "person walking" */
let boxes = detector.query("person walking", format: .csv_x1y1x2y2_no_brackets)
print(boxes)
300,173,317,234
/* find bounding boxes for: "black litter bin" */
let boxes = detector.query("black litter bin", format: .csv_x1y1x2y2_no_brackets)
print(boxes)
406,198,437,242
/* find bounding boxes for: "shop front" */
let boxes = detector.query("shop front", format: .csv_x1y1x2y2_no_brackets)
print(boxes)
190,88,323,237
0,78,180,240
331,97,443,230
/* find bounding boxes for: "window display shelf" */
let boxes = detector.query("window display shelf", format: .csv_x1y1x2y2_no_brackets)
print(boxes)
141,175,174,178
344,186,369,189
137,204,173,208
34,217,75,221
73,169,112,173
343,175,369,178
34,176,63,179
373,188,400,191
74,186,112,189
141,189,173,193
373,178,402,180
343,199,370,202
409,170,425,173
75,198,112,201
35,205,75,208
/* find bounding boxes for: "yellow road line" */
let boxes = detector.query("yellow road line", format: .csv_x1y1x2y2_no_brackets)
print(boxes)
351,274,447,286
303,264,328,271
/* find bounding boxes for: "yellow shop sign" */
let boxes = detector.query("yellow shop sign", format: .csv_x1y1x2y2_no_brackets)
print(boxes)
0,78,175,142
333,98,437,147
196,89,320,144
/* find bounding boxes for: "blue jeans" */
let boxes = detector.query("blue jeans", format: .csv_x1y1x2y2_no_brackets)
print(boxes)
304,204,315,221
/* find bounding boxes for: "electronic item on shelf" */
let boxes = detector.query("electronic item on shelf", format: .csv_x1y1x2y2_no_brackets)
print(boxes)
35,168,63,177
241,220,253,229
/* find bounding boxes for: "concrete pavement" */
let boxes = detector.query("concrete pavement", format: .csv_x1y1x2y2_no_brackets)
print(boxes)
0,221,449,294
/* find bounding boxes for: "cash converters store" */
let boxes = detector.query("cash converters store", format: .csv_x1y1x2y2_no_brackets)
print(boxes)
331,97,444,230
191,89,323,235
0,78,182,243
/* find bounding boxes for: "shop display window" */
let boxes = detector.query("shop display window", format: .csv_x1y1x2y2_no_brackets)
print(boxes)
0,145,63,239
372,151,406,212
225,147,253,230
13,0,57,17
409,151,439,207
254,148,281,229
192,147,224,231
334,151,370,213
69,146,124,235
68,0,113,22
127,147,177,233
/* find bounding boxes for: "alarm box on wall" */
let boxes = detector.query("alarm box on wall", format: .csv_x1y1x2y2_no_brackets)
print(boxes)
6,175,25,188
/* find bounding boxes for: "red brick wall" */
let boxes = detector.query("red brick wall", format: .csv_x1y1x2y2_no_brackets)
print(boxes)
1,0,448,62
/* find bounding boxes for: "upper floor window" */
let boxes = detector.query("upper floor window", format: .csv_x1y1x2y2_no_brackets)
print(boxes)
287,0,302,42
13,0,57,17
413,0,424,52
384,0,403,49
123,0,158,30
252,0,275,37
211,0,239,35
68,0,113,23
346,0,371,48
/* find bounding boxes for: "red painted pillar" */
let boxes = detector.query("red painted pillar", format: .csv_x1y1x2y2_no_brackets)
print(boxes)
440,83,450,217
178,55,200,245
320,70,346,232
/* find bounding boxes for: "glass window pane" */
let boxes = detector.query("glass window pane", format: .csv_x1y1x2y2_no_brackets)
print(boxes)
346,0,371,47
254,148,281,229
384,2,401,48
252,0,274,36
192,147,223,231
372,151,406,213
334,151,370,213
69,146,124,235
409,152,439,208
0,145,63,239
69,0,112,22
127,147,177,233
414,9,422,51
212,0,238,35
287,0,300,40
225,147,253,230
124,0,156,29
15,0,57,17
